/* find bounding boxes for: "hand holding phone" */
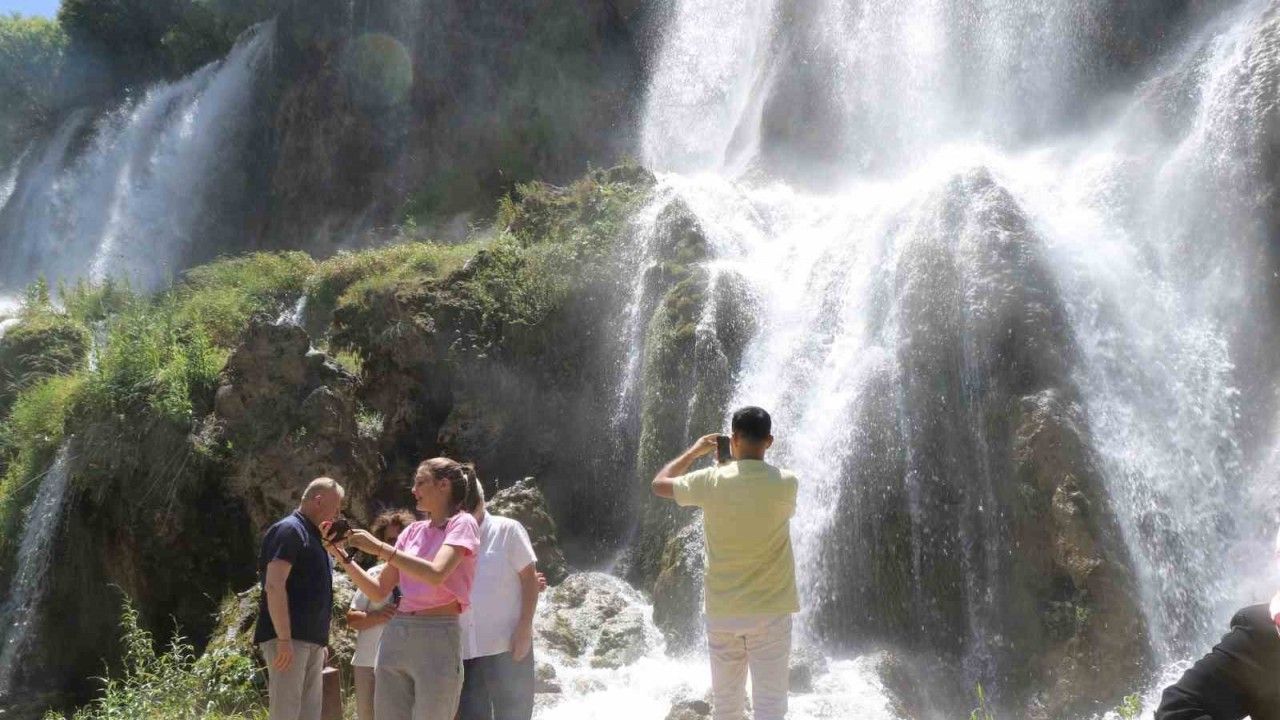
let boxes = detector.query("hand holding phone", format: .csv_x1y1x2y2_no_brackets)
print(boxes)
716,435,732,465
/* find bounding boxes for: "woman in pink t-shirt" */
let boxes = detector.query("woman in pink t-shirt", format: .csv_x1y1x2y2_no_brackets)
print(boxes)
330,457,481,720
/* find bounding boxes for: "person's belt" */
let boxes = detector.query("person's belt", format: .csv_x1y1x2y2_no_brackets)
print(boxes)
398,601,461,617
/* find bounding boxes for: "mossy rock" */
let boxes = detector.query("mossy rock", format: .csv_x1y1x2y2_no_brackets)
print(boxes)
651,517,704,654
0,311,89,414
205,572,361,678
485,478,569,585
534,572,656,670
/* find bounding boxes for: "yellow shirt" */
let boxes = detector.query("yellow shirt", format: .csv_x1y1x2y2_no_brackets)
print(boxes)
672,459,799,618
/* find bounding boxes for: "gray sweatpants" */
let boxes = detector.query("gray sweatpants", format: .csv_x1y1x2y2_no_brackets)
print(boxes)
375,615,464,720
260,639,325,720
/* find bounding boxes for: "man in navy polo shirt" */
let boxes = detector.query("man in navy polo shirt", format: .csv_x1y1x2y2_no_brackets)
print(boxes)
254,477,345,720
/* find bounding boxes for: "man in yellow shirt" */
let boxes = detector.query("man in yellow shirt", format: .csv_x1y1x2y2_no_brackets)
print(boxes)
651,406,799,720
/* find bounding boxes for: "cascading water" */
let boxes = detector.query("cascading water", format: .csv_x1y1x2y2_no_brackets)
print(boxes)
0,145,31,214
0,22,275,293
570,0,1280,717
0,444,74,701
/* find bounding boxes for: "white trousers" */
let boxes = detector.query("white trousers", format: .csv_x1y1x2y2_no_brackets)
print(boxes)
705,614,792,720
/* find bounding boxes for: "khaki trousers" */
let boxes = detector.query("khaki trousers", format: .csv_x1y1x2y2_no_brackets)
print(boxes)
260,639,325,720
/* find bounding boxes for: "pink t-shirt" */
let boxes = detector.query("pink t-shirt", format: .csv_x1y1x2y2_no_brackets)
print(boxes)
394,513,480,612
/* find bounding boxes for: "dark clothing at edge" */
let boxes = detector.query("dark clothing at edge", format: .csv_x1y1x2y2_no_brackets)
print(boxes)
253,510,334,647
1155,603,1280,720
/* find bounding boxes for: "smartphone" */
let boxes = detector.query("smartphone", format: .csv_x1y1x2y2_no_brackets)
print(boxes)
716,435,731,464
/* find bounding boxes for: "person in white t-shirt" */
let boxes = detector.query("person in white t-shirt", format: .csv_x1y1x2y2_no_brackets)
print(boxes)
457,482,540,720
346,509,416,720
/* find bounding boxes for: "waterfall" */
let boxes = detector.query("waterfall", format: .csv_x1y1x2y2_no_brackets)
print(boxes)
0,144,31,214
0,444,74,701
0,21,276,294
611,0,1280,715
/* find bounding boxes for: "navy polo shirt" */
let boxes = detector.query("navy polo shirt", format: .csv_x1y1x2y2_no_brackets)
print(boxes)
253,510,334,647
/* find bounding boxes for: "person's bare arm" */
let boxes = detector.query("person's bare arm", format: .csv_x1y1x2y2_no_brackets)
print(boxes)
345,530,467,586
327,542,399,603
511,563,539,661
346,605,395,631
264,560,294,671
651,434,718,498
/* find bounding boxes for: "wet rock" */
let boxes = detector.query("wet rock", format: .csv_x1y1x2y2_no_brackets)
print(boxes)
1011,389,1147,719
533,661,561,694
628,202,756,595
788,644,829,694
534,572,655,669
205,572,361,673
801,170,1147,718
665,698,712,720
486,478,569,585
872,652,932,720
652,518,705,654
208,320,380,530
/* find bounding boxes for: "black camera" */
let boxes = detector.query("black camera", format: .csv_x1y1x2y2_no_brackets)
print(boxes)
323,516,356,563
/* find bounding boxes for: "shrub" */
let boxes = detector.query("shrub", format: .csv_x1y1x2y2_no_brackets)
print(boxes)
1116,693,1143,720
310,242,478,327
59,278,135,324
0,372,84,560
0,13,66,158
82,299,224,424
0,309,90,412
47,599,265,720
174,251,315,347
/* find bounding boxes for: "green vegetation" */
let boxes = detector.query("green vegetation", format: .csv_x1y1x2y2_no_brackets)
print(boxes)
0,372,83,560
0,164,653,716
333,166,651,359
1116,693,1143,720
0,13,66,160
58,0,272,88
45,600,264,720
0,290,90,413
0,253,311,573
174,251,314,347
970,683,997,720
309,242,478,329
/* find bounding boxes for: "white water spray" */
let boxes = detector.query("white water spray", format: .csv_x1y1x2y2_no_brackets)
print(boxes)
0,444,74,700
595,0,1280,716
0,22,275,293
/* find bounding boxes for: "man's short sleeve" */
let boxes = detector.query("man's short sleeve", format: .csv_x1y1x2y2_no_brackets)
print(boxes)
672,467,715,507
266,523,304,566
784,472,799,517
504,521,537,572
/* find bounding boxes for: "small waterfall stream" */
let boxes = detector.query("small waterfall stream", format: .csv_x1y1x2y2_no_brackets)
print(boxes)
0,444,74,701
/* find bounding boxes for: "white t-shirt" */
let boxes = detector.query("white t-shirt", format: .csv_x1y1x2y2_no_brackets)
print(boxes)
350,563,392,667
459,514,538,660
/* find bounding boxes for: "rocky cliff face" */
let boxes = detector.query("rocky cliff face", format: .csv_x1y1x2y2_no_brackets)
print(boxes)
805,170,1146,716
0,163,1148,719
0,166,654,716
255,0,650,251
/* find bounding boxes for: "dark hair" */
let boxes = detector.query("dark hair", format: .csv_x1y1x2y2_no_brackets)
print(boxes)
370,509,416,543
731,406,772,442
417,457,481,516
